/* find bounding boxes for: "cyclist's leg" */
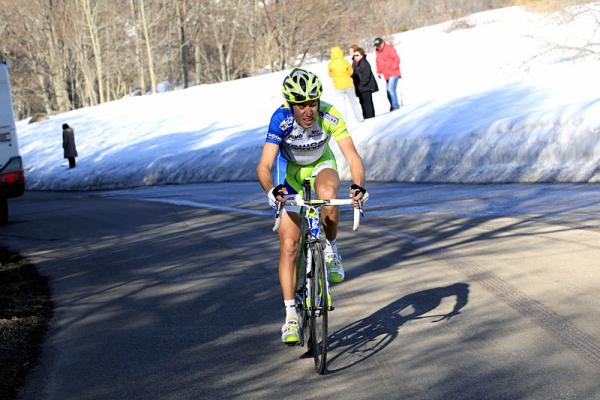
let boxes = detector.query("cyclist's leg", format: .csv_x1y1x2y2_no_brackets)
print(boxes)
278,211,301,301
314,168,345,283
314,168,340,241
276,153,305,343
289,149,343,285
307,147,340,240
310,149,345,283
278,209,303,343
276,154,308,300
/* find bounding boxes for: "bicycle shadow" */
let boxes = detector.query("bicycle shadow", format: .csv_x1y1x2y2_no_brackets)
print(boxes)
326,283,470,373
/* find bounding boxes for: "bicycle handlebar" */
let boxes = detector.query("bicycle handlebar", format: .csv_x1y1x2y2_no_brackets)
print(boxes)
272,194,364,233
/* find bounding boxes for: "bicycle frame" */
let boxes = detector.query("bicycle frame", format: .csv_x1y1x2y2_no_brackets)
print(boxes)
296,180,325,318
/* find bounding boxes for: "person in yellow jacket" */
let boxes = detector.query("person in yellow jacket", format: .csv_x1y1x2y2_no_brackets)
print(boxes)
328,47,364,124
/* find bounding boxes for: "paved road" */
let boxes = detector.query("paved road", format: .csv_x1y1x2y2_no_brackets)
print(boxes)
3,183,600,400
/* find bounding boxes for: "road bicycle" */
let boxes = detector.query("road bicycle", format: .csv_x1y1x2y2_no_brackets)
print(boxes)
273,178,363,374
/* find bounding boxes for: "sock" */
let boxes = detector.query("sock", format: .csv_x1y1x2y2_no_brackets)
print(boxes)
284,299,297,321
325,239,337,255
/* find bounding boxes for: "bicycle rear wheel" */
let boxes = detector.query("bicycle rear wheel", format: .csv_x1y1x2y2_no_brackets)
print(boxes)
309,241,328,374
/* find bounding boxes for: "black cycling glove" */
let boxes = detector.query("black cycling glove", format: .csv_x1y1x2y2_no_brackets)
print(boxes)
350,183,367,197
268,184,285,209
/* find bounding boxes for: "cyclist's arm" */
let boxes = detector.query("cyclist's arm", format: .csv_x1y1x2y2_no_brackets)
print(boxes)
337,136,365,187
256,142,280,193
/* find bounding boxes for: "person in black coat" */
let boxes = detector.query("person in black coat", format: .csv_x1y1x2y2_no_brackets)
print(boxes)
62,123,78,168
351,47,379,119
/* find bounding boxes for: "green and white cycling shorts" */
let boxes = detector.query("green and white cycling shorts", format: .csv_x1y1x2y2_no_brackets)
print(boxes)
275,146,337,213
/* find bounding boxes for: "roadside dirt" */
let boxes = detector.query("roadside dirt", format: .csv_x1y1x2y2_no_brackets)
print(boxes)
0,248,53,400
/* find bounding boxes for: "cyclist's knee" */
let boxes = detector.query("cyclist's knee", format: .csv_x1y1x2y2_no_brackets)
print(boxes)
314,169,339,194
280,236,299,258
315,174,339,199
317,185,338,200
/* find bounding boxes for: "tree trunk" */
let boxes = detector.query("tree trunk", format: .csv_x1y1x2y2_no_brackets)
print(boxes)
139,0,156,93
177,0,189,88
194,40,202,84
81,0,105,103
129,0,146,93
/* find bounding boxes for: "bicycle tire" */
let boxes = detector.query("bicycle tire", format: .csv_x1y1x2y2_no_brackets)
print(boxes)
309,241,328,374
294,234,309,347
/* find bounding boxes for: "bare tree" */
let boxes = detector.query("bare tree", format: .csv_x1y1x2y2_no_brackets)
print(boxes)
7,0,72,113
192,0,251,82
138,0,157,93
128,0,147,93
550,2,600,59
80,0,106,103
176,0,190,88
258,0,348,71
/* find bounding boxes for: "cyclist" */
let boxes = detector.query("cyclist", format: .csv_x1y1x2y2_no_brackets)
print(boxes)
256,68,368,344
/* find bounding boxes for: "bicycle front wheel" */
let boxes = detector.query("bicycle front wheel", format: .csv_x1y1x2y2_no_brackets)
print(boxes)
309,241,328,374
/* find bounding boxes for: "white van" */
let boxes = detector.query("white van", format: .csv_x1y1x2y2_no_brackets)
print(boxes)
0,61,25,224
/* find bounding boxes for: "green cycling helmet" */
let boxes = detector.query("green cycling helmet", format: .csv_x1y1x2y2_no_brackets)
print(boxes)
282,68,323,104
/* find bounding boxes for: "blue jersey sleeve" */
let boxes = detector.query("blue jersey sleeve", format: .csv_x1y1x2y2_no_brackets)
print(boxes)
266,106,293,145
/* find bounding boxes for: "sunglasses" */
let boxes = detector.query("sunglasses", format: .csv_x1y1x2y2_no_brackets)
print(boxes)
354,53,361,57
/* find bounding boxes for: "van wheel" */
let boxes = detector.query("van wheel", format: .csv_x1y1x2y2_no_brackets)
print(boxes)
0,197,8,225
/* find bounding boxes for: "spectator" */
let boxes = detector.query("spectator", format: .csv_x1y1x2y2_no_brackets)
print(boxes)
351,47,378,119
328,46,364,123
62,123,78,168
373,37,401,111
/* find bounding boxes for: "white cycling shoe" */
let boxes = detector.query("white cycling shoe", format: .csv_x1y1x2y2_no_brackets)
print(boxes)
281,318,299,344
326,252,345,283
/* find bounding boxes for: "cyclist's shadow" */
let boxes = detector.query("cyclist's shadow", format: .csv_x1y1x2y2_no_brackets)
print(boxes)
326,283,470,373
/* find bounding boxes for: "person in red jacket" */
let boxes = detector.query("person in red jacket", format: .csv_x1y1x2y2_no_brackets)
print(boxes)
373,37,401,111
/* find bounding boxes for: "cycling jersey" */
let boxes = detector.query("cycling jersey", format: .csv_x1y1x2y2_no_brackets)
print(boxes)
266,101,350,208
266,101,350,166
